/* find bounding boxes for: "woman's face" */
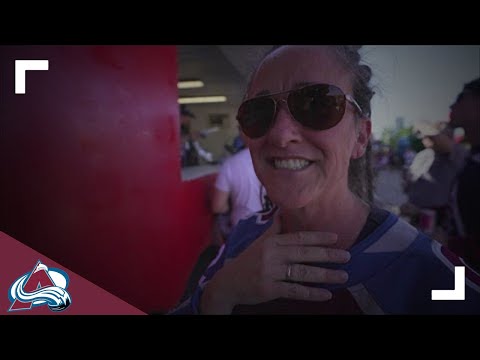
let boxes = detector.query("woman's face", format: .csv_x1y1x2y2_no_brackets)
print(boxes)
243,46,370,209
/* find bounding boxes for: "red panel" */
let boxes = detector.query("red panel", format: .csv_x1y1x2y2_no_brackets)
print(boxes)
0,46,214,313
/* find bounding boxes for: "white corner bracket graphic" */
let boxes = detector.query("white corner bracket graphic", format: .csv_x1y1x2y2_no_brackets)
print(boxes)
431,266,465,300
15,60,49,94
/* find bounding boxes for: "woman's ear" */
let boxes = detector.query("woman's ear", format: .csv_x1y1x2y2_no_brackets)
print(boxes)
351,119,372,159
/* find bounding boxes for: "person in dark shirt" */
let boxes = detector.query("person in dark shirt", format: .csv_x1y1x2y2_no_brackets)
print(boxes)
448,77,480,272
401,124,467,240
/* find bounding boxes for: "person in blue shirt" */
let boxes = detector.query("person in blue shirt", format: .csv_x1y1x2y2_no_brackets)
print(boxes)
169,46,480,315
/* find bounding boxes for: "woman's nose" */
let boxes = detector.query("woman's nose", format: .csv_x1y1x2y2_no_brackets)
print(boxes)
265,99,303,147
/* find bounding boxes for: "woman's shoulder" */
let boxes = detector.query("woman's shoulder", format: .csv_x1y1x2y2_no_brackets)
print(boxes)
379,215,480,292
358,213,480,313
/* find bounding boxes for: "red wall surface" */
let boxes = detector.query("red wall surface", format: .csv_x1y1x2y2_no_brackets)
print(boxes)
0,45,215,313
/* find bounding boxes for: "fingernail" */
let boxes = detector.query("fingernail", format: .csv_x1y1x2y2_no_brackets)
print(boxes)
338,250,351,262
339,271,349,282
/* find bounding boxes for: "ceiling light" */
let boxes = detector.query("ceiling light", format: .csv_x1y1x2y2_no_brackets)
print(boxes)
178,96,227,104
178,80,204,89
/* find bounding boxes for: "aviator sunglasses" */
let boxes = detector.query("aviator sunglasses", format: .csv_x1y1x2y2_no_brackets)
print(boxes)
236,83,364,139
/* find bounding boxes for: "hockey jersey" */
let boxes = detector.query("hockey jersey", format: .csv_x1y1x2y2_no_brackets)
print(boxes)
170,207,480,314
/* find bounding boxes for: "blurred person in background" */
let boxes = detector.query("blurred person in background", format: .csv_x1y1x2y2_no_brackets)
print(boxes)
448,77,480,272
400,121,467,242
212,145,270,241
179,105,214,167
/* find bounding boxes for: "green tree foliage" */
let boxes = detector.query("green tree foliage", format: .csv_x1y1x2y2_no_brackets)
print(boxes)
381,126,425,153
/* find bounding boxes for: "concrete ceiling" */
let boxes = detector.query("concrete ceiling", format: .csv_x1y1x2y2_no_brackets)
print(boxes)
177,45,273,108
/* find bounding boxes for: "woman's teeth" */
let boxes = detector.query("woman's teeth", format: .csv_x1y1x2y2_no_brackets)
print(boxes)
273,158,311,170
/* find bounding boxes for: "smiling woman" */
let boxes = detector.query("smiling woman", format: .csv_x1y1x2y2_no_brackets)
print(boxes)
168,45,480,315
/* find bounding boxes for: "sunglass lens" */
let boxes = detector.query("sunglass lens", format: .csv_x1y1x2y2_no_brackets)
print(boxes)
237,97,275,138
288,84,346,130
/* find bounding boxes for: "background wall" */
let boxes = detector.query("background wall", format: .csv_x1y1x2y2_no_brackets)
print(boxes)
0,45,215,313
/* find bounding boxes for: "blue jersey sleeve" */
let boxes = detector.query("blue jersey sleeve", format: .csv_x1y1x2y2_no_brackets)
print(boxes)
167,244,228,315
168,209,276,315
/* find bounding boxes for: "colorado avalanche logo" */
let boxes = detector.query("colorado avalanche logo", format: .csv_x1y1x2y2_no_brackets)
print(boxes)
8,260,72,312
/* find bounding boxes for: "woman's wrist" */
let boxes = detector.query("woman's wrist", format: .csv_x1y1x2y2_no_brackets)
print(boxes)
200,272,235,315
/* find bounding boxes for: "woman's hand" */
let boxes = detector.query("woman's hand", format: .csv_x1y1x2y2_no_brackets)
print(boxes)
200,213,351,314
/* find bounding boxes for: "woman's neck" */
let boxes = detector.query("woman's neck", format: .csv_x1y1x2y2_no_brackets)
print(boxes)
279,191,371,250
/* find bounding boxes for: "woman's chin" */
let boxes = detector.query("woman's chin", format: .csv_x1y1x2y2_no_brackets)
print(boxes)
268,192,312,210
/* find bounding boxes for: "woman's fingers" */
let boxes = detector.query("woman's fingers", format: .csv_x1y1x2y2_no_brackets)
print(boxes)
278,246,351,264
273,263,349,283
273,281,333,302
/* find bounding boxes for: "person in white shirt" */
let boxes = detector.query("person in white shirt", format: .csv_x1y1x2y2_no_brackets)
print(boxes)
212,147,267,239
179,147,267,302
